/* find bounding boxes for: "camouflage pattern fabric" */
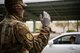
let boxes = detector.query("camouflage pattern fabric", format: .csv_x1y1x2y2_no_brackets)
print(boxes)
0,15,50,53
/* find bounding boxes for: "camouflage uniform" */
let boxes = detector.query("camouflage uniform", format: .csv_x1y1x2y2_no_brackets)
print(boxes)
0,0,50,53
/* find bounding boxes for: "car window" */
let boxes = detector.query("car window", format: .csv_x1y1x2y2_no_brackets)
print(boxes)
75,34,80,44
54,35,77,44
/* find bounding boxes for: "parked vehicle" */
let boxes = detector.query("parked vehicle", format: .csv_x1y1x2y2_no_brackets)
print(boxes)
42,32,80,53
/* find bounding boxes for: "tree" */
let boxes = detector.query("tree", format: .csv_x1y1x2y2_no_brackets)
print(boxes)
55,21,69,32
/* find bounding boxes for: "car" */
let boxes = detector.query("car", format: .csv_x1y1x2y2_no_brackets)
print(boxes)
42,32,80,53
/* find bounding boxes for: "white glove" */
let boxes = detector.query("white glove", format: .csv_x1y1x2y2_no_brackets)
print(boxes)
40,11,51,27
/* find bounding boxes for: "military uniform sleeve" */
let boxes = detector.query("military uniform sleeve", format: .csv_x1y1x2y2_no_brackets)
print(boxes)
14,22,34,50
31,26,50,53
15,22,50,52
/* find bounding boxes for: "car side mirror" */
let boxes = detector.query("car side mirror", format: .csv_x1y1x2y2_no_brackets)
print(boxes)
48,41,54,47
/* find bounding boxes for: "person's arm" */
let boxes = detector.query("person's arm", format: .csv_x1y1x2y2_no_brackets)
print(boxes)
33,26,50,52
15,11,51,52
14,22,34,50
32,11,51,52
15,21,50,52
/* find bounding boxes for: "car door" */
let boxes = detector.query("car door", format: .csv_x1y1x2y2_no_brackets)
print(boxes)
42,35,77,53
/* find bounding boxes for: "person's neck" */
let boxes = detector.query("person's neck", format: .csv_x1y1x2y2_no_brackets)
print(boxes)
71,41,75,44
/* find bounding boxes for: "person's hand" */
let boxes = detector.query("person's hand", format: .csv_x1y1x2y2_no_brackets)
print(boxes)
40,11,51,27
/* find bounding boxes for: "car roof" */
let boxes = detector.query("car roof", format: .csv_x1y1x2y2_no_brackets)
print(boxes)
60,32,80,36
49,32,80,42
